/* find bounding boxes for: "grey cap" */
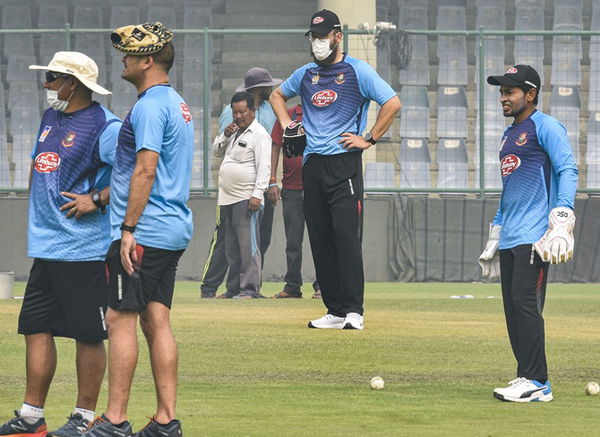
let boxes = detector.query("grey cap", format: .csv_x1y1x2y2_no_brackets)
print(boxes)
235,67,283,92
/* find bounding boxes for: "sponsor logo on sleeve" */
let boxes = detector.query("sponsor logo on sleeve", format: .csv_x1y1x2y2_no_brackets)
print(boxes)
38,125,52,143
34,152,60,173
501,154,521,177
61,131,76,148
311,89,337,107
180,102,192,123
515,132,528,146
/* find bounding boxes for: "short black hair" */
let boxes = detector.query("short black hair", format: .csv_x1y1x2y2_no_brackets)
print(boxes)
230,92,254,109
521,86,539,105
151,41,174,72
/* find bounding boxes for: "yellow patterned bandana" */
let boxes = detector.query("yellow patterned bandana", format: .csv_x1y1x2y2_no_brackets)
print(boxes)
111,22,173,55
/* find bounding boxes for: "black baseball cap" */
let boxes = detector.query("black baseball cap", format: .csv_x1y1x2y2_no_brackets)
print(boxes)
487,65,541,90
305,9,342,36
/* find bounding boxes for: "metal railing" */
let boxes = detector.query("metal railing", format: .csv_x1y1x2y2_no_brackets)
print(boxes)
1,26,599,196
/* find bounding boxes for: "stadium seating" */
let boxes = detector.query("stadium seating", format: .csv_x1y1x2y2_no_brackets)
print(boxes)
551,0,582,86
364,162,396,189
586,112,600,188
549,86,581,160
397,5,429,86
436,86,468,139
399,86,430,139
398,138,431,188
436,5,468,86
436,138,468,189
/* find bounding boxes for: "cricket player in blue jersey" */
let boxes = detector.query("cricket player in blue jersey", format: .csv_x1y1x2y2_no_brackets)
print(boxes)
269,10,401,330
0,52,121,437
479,65,578,402
82,23,193,437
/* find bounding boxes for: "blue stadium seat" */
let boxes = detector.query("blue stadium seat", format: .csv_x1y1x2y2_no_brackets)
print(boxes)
436,138,468,189
436,86,468,139
364,162,396,189
399,86,429,139
398,138,432,188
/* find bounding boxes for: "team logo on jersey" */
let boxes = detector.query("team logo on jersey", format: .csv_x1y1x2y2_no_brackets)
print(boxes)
515,132,527,146
180,102,192,123
501,154,521,177
38,125,52,143
335,73,345,84
311,89,337,107
61,131,76,148
312,74,320,85
313,16,324,24
34,152,60,173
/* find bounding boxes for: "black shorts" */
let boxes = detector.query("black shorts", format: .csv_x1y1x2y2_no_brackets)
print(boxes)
18,259,108,342
105,240,184,312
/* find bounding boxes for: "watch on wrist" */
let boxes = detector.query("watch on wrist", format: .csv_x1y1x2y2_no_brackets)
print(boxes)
364,132,377,145
91,191,106,215
120,223,136,233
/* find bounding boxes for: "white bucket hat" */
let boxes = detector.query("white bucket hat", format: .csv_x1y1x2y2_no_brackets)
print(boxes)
29,51,111,95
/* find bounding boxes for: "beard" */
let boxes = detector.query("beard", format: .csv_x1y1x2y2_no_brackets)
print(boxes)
311,43,340,66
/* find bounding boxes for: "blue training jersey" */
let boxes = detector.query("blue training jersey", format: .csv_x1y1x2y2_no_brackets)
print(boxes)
110,84,194,250
280,54,397,156
28,102,121,261
493,110,578,249
219,100,276,134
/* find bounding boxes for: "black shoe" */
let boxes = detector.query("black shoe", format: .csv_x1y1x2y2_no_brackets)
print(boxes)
133,418,182,437
0,411,47,436
81,414,132,437
48,413,89,436
200,291,216,299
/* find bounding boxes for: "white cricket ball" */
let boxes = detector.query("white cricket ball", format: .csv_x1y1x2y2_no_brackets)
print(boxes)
585,381,600,396
370,376,384,390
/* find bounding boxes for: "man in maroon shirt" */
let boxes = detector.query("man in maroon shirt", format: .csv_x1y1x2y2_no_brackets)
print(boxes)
268,104,320,298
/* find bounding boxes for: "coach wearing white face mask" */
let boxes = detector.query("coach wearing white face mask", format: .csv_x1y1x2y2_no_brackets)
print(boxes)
0,52,121,436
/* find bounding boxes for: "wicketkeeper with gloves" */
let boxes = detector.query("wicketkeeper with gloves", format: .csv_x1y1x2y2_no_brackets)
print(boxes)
480,65,578,403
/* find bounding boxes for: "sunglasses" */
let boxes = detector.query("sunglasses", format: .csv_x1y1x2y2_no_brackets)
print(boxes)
45,71,71,83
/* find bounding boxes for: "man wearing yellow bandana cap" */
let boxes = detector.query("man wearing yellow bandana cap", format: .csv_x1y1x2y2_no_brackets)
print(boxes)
82,22,193,437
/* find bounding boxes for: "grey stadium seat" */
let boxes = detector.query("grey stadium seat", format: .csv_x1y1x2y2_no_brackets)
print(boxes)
436,86,468,139
2,5,35,58
436,5,468,85
147,6,176,29
399,86,429,139
109,82,137,120
398,6,429,86
514,2,545,64
0,86,9,188
398,138,431,188
109,5,140,28
475,5,506,60
436,138,468,189
549,86,581,160
586,112,600,187
364,162,396,189
551,2,582,86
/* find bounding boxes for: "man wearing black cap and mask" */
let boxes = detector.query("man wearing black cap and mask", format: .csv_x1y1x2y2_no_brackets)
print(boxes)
480,65,578,402
200,67,282,299
270,10,401,330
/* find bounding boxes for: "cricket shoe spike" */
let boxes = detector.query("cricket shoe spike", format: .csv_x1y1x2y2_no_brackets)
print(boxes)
133,417,182,437
80,415,131,437
0,411,47,436
48,413,89,436
493,378,553,402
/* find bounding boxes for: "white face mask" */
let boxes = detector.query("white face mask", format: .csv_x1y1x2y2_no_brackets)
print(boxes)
46,80,73,112
311,37,335,61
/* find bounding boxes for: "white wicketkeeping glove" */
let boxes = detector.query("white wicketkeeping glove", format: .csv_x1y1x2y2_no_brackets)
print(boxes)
479,224,502,279
533,207,576,264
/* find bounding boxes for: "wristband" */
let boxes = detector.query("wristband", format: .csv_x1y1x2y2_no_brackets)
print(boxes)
268,183,278,188
120,223,136,233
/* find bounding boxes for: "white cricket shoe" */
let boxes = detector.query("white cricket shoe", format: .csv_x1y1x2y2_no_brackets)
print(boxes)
308,314,345,329
343,312,364,330
493,377,553,402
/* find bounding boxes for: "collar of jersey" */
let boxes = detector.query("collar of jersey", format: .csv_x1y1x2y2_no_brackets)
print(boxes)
138,83,171,99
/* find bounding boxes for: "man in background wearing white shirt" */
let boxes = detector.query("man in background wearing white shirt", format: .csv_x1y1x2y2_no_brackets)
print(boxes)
213,92,271,299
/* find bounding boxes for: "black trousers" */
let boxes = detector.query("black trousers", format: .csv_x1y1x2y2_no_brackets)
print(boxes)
200,193,274,294
499,244,550,382
302,152,364,317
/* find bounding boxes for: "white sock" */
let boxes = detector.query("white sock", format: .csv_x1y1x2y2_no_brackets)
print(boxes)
74,407,95,423
20,403,43,425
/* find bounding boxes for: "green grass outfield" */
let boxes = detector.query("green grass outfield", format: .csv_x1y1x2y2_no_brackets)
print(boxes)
1,281,600,436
